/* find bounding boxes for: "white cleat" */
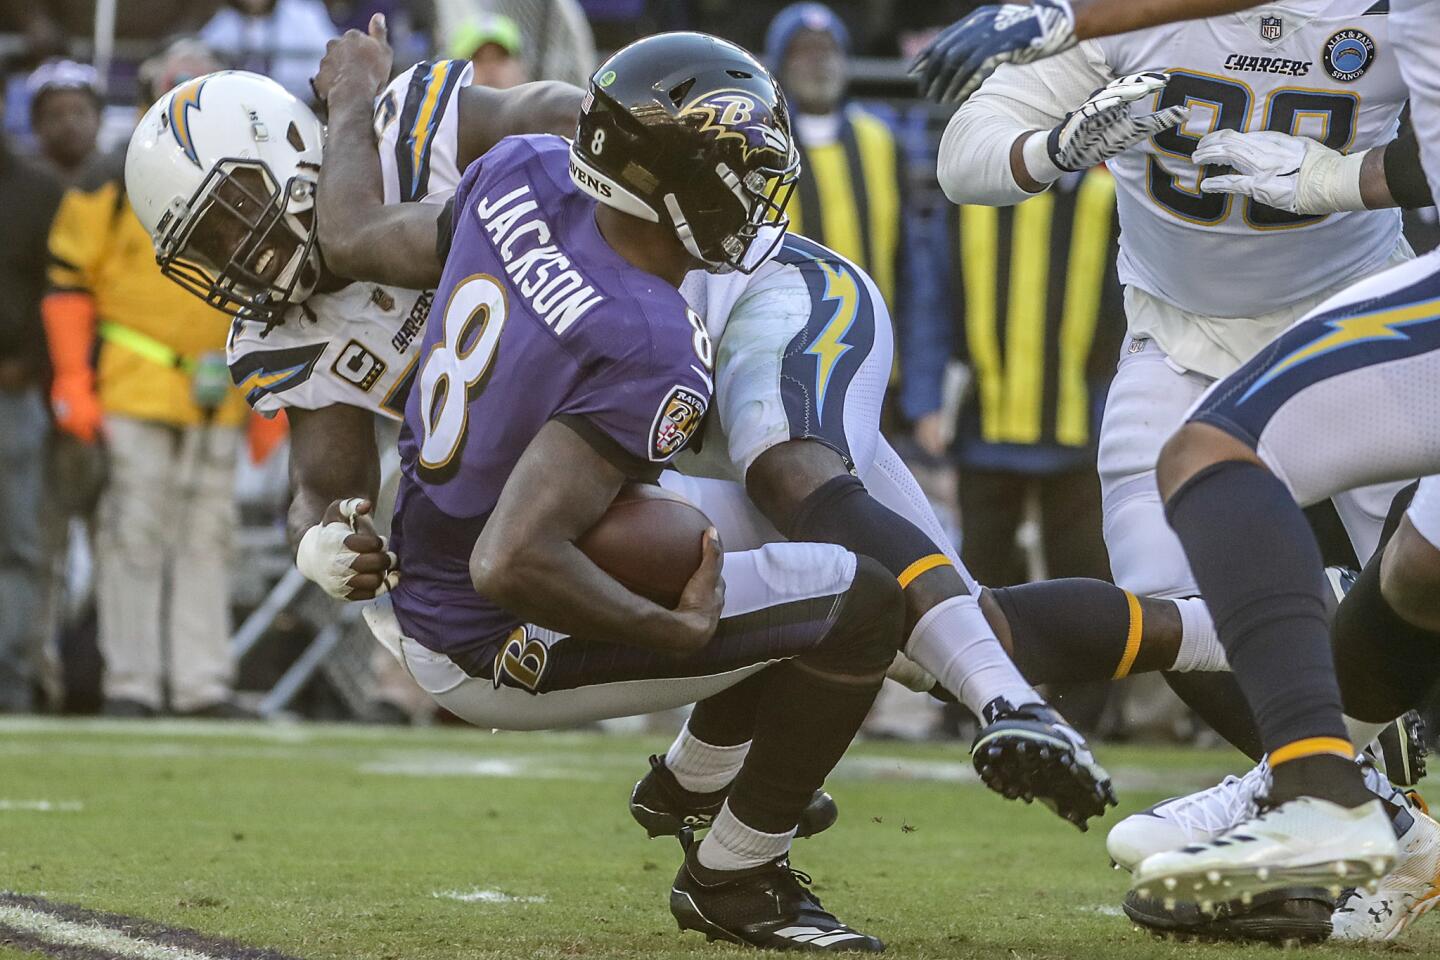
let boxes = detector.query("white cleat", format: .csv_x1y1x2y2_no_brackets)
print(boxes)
1132,797,1399,907
1332,789,1440,941
1107,763,1269,872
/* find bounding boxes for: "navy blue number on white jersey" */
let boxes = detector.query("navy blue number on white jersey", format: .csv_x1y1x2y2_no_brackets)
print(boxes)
1148,71,1359,229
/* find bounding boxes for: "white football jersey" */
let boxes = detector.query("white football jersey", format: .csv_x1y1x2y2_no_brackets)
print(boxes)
227,59,472,419
1093,1,1407,318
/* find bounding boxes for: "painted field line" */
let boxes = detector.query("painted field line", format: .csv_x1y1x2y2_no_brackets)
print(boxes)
432,888,546,904
0,800,82,812
0,894,303,960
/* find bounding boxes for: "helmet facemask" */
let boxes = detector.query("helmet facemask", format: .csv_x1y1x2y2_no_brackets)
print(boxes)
155,158,321,322
667,146,800,274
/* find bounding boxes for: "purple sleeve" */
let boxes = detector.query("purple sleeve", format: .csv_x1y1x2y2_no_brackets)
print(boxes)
558,317,712,476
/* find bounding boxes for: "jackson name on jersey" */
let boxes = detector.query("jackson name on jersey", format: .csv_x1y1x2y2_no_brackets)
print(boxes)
225,59,472,418
1092,0,1406,318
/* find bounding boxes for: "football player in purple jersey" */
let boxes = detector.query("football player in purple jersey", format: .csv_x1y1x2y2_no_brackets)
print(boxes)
332,27,910,951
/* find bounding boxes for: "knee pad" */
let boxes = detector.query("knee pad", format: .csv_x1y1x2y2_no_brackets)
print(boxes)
803,556,905,676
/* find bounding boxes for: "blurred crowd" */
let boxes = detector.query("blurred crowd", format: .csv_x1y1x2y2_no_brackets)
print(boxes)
1,0,1435,745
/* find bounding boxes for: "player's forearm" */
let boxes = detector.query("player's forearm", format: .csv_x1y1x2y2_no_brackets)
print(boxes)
316,79,443,289
315,77,382,270
1359,146,1396,210
474,419,710,654
285,405,380,550
1070,0,1261,40
470,539,701,654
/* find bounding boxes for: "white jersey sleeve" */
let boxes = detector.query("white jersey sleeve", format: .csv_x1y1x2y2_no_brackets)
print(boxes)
226,283,431,420
375,58,474,206
937,42,1113,207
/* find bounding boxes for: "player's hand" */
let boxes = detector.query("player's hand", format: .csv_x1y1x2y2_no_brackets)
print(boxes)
911,0,1078,104
312,12,392,103
51,371,103,444
1039,72,1186,176
914,411,948,458
296,498,399,601
671,527,725,655
1194,129,1348,215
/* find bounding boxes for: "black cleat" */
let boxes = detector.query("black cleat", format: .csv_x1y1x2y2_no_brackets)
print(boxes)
630,756,839,839
971,699,1117,831
670,839,884,951
1372,710,1428,788
1121,887,1333,943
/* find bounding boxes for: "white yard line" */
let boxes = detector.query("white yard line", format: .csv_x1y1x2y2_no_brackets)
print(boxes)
432,888,546,904
0,800,82,812
0,903,221,960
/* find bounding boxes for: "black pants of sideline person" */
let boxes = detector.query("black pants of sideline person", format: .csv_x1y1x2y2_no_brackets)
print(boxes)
957,463,1111,731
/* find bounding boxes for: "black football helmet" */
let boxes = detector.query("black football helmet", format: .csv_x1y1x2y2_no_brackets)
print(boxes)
569,32,800,274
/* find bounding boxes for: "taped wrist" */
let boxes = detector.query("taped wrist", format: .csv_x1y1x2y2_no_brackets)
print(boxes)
1023,128,1066,184
296,521,362,599
1296,143,1367,213
785,475,952,590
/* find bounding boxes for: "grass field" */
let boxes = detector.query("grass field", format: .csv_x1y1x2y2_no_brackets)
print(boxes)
1,718,1435,960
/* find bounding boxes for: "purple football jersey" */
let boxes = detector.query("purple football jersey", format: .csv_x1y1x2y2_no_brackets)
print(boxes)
390,135,713,656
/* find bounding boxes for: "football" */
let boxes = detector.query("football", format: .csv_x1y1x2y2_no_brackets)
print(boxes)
576,482,713,608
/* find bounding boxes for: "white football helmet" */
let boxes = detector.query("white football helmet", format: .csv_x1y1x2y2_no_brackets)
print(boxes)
126,71,326,321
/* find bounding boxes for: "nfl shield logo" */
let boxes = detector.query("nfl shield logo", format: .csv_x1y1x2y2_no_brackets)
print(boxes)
1260,16,1283,41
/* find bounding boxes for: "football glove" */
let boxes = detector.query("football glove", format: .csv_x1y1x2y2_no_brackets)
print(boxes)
912,0,1078,104
1194,128,1368,214
1031,72,1186,179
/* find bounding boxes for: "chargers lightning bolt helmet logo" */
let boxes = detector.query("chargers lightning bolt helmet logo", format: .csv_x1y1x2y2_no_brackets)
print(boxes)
167,78,208,167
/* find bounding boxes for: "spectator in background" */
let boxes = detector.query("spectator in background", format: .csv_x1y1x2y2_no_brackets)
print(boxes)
41,40,252,719
764,4,935,362
449,12,528,88
905,168,1124,727
431,0,594,87
0,98,64,714
200,0,338,101
25,60,102,183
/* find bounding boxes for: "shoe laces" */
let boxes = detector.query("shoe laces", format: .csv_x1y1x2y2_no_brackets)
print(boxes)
773,860,825,911
1164,765,1266,839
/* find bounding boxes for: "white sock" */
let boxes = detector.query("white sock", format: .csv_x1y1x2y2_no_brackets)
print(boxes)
1344,717,1387,754
1169,597,1230,672
697,801,795,871
905,594,1040,718
665,721,750,793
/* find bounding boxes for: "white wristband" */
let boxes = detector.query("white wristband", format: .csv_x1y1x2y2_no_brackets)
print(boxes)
1296,145,1369,214
1020,129,1065,189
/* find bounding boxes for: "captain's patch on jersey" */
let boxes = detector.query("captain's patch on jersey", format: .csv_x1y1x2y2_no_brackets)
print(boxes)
650,385,707,461
332,340,388,392
1324,29,1375,81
